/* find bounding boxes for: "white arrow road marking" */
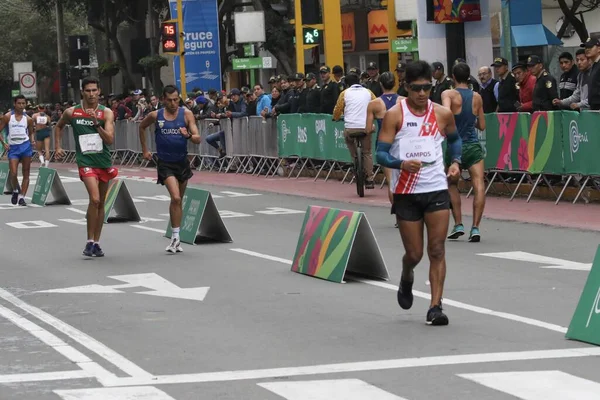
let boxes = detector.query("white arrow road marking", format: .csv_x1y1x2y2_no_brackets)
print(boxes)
220,190,262,197
67,207,87,215
54,386,176,400
459,370,600,400
259,379,408,400
219,210,253,218
478,251,592,271
255,207,305,215
37,273,210,302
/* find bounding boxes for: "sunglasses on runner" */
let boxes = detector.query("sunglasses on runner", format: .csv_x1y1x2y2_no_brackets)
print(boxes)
408,83,433,92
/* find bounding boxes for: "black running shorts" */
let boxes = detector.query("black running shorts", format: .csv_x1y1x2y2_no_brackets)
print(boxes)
156,158,193,185
393,189,450,222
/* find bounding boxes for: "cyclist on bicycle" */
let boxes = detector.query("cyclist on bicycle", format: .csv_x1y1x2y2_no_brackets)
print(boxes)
332,73,376,189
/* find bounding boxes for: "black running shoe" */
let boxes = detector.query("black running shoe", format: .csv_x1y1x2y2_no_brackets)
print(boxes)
11,192,18,205
82,242,94,257
397,279,414,310
92,243,104,257
18,198,26,206
365,180,375,189
426,304,449,326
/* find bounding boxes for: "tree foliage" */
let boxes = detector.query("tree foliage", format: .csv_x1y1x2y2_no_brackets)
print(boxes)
556,0,600,41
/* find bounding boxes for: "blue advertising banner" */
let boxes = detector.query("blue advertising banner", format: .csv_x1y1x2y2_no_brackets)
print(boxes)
169,0,222,92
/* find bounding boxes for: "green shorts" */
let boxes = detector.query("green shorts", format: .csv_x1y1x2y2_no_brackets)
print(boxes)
35,128,51,142
445,142,484,170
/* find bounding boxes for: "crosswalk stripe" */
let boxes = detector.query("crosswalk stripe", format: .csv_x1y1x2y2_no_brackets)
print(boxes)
459,370,600,400
258,379,408,400
54,386,176,400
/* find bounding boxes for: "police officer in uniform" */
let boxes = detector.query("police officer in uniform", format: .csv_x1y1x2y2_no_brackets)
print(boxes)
365,62,383,97
492,57,519,112
303,73,321,113
319,65,340,114
431,62,454,104
395,62,408,97
527,55,558,111
289,73,304,113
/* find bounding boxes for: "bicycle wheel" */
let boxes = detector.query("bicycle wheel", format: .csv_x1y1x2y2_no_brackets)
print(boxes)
355,145,365,198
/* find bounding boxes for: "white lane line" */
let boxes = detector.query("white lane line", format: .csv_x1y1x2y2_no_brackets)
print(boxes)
459,370,600,400
0,288,152,380
230,248,294,264
229,249,568,334
67,207,87,215
0,370,94,384
355,279,567,333
259,379,408,400
105,347,600,387
54,386,176,400
0,301,116,384
130,225,165,234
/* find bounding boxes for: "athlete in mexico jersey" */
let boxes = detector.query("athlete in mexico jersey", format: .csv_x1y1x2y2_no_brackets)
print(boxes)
0,95,35,206
389,98,448,195
55,77,117,258
376,60,462,327
139,85,201,254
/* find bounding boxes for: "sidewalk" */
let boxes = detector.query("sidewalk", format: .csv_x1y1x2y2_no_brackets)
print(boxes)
52,163,600,232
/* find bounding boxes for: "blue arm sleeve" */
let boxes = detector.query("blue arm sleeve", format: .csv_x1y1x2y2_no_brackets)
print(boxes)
376,142,403,169
446,131,462,165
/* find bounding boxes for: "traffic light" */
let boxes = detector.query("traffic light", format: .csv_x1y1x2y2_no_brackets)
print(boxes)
161,20,179,54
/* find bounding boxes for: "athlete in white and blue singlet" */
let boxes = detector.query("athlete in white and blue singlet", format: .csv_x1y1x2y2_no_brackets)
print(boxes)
366,72,401,223
0,95,35,206
139,85,201,253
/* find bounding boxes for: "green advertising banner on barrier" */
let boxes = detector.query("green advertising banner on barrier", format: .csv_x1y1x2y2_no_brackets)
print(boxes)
278,114,377,163
103,180,140,223
562,111,600,176
290,205,389,283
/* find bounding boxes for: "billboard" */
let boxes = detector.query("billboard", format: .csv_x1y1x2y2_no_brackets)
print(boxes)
430,0,482,24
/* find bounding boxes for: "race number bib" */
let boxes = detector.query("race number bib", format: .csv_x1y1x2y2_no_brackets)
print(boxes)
36,116,48,125
399,136,436,164
78,134,103,154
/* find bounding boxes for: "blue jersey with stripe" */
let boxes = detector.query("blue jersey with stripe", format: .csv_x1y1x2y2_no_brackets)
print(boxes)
376,93,399,132
154,107,187,163
455,88,478,143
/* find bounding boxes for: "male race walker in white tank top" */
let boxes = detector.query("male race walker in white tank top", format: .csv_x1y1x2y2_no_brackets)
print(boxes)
376,61,463,326
0,95,35,206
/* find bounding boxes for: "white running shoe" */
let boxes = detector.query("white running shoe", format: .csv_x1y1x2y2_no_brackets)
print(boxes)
166,237,181,253
44,160,50,168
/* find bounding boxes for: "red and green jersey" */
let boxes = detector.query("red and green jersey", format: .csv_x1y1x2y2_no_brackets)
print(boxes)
71,104,112,168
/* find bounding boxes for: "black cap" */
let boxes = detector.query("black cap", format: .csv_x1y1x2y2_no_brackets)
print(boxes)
304,73,316,81
268,75,277,83
229,88,241,96
526,55,542,66
454,58,467,65
395,62,406,72
581,37,600,48
348,67,360,75
332,65,343,74
319,65,331,73
291,72,305,81
367,61,378,70
432,62,444,71
491,57,508,67
511,62,526,71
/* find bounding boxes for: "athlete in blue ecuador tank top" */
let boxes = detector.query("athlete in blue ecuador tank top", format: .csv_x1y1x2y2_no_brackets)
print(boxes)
376,93,399,132
454,88,478,143
154,107,188,163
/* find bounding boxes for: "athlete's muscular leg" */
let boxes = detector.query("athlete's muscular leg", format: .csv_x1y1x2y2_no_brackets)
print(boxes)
20,157,31,196
397,218,424,282
82,177,102,241
424,209,450,307
384,168,393,204
8,158,19,191
165,176,184,228
469,160,486,228
447,171,462,226
94,181,109,241
44,137,51,161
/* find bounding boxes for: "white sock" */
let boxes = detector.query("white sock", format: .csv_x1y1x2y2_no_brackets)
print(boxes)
87,240,94,243
18,195,24,200
40,155,45,163
172,228,180,240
